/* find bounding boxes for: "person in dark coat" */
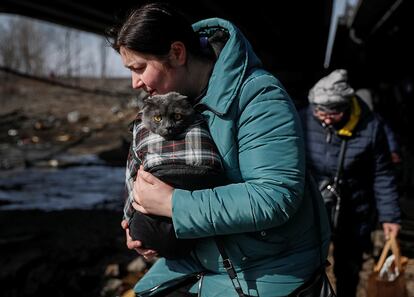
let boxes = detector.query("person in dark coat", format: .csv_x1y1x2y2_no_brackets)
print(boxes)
299,69,401,297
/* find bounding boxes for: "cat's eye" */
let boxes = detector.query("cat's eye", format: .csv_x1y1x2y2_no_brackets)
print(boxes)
153,115,162,122
174,113,182,120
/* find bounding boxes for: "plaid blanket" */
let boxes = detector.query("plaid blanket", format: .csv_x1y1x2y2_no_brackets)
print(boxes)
124,114,224,221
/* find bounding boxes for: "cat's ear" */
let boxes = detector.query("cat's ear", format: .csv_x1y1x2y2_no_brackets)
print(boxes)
170,92,188,102
173,93,192,109
143,95,160,107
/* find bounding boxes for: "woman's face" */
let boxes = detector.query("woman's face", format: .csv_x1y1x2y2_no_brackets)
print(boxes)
313,108,345,126
120,46,184,96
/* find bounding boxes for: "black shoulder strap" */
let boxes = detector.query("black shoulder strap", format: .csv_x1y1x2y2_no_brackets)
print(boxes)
214,237,247,297
333,139,347,186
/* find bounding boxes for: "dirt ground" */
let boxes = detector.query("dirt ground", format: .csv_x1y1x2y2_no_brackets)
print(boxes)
1,74,139,168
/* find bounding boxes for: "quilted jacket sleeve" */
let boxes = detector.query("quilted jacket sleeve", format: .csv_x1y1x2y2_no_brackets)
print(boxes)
172,76,306,238
372,120,401,223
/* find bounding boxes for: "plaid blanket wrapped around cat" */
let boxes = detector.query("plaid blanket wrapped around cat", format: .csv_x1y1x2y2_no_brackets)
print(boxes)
124,113,226,259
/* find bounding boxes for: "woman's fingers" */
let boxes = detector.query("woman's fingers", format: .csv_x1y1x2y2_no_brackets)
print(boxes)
124,225,143,250
122,220,141,249
136,248,156,255
121,219,128,230
132,201,149,214
138,167,158,185
122,219,158,258
137,249,158,260
382,222,401,240
126,234,142,250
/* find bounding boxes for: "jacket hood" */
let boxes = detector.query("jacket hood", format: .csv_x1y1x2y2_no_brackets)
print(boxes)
192,18,262,115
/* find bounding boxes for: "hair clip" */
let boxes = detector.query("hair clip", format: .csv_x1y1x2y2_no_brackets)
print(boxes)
199,36,209,49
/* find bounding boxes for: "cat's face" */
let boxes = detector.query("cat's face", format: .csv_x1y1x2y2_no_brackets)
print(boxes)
137,92,196,139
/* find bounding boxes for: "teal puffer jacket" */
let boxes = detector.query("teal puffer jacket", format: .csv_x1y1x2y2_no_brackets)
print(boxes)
134,18,330,297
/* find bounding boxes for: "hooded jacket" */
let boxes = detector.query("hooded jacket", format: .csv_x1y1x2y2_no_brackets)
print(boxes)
134,18,330,297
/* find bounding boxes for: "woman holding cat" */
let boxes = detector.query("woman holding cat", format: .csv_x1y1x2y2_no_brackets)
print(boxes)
109,3,331,297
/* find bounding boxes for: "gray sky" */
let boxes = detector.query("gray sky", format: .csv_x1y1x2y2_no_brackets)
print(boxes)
0,13,130,77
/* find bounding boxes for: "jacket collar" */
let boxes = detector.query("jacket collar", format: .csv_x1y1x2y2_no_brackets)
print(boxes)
337,96,361,137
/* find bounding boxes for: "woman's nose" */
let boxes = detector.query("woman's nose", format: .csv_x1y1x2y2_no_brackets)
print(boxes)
323,118,333,125
132,73,144,89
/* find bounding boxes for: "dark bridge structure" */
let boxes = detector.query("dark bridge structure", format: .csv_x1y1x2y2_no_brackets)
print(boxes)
1,1,412,102
1,0,414,253
1,0,412,87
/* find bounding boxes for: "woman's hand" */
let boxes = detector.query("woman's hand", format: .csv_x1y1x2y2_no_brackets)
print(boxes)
132,166,174,217
382,222,401,240
121,219,158,260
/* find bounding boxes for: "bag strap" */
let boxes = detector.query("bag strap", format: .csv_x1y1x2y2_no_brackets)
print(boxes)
329,139,347,230
374,235,402,272
214,237,247,297
333,139,347,187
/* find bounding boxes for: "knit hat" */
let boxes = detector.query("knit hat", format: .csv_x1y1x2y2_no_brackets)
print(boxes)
308,69,355,112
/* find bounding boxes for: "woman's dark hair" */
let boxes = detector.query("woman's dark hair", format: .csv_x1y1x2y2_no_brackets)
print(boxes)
108,2,202,58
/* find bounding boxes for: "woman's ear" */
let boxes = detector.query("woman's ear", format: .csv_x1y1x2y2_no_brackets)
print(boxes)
169,41,187,67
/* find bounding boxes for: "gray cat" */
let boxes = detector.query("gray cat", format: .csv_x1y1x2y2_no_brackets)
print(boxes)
128,91,226,259
136,92,197,140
